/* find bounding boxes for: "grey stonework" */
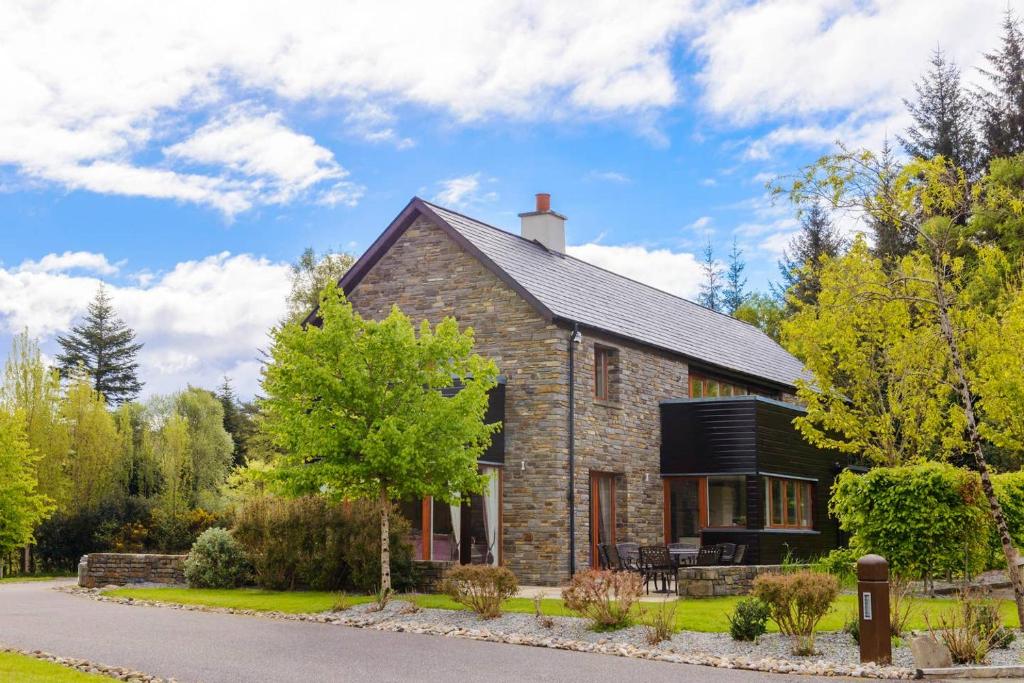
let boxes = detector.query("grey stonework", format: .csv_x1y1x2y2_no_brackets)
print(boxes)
346,217,696,586
675,564,805,597
78,553,186,588
411,561,453,592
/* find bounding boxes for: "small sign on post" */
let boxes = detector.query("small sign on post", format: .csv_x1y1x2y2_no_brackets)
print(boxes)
857,554,891,665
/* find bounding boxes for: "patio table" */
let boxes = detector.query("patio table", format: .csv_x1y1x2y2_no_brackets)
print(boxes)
668,547,697,567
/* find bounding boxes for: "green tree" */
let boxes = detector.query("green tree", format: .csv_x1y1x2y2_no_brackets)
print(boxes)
216,377,253,467
176,387,233,509
775,202,845,308
783,150,1024,627
56,285,143,404
733,293,786,342
155,413,192,521
723,238,747,314
978,10,1024,165
1,331,70,506
114,402,160,499
900,47,979,175
697,238,723,312
0,410,54,576
262,283,500,595
286,247,356,324
61,375,121,513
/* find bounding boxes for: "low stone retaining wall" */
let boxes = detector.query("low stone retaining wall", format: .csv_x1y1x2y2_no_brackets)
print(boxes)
677,564,808,597
78,553,187,588
411,560,453,592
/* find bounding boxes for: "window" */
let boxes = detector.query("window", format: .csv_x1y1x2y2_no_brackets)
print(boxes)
764,477,814,529
590,471,617,568
707,476,747,527
594,345,618,401
689,372,780,400
664,477,703,544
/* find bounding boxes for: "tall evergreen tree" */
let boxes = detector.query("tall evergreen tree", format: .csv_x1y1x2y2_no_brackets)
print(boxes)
697,238,723,312
216,377,253,467
775,202,845,308
723,238,748,314
977,10,1024,164
868,140,917,264
899,47,979,174
56,285,143,404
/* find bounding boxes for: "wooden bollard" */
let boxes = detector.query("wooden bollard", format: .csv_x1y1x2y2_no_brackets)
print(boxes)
857,554,891,665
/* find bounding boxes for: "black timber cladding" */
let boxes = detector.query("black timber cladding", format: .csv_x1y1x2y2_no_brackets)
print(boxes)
660,396,844,563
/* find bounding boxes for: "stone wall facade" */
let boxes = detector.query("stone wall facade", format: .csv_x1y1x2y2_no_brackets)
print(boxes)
676,564,807,597
346,215,699,586
411,560,453,592
78,553,186,588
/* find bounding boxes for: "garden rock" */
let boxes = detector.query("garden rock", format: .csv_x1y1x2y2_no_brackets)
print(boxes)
909,636,952,669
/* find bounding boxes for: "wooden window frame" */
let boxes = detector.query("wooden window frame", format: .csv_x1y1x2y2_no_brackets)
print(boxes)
764,477,814,530
689,371,754,399
594,346,610,400
590,471,617,568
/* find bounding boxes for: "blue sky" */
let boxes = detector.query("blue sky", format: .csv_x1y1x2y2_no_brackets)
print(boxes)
0,0,1018,398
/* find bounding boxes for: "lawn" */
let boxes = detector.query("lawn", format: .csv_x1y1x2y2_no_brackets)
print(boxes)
106,586,1019,633
0,651,107,682
0,575,73,584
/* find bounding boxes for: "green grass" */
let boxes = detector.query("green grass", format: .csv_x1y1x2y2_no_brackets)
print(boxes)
0,651,107,682
106,586,1021,633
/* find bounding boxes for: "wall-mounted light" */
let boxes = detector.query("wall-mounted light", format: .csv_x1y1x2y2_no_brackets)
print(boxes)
570,328,582,345
521,460,526,472
644,472,650,483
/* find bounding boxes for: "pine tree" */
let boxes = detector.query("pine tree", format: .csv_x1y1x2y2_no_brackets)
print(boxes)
216,377,252,467
56,285,143,405
723,238,748,314
899,47,979,174
775,203,845,308
977,10,1024,165
868,141,918,264
697,238,723,312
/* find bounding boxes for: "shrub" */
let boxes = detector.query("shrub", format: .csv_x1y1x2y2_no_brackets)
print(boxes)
923,590,1002,664
561,570,643,630
813,547,857,585
843,614,860,644
830,463,990,583
183,527,250,588
752,571,839,655
727,597,771,641
889,574,914,637
640,601,677,645
441,565,519,619
232,495,413,592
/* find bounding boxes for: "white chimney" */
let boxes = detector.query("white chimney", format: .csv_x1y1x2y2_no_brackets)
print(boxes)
519,193,566,253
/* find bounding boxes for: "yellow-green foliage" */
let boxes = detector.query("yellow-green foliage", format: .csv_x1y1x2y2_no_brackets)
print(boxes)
0,410,54,558
830,462,990,579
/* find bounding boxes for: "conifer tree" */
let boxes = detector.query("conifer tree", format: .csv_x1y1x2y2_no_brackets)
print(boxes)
775,203,845,308
899,47,979,174
978,10,1024,164
697,238,723,312
56,285,143,405
216,377,252,467
723,238,748,314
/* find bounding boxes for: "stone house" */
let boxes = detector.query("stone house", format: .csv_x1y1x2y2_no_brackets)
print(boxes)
334,194,845,586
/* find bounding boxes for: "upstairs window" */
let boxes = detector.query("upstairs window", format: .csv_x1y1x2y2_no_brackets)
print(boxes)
689,371,779,400
594,345,618,401
765,477,813,530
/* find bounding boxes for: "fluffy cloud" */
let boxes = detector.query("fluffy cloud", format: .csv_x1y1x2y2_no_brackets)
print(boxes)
567,243,703,299
2,0,697,213
17,251,119,276
433,173,498,207
0,252,292,398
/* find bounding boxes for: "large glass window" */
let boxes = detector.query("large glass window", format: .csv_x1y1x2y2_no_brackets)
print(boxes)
665,478,702,544
707,476,747,527
590,471,616,567
398,499,427,561
764,477,814,529
689,372,780,399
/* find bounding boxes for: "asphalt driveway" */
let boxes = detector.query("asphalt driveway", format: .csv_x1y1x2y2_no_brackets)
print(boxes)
0,580,846,682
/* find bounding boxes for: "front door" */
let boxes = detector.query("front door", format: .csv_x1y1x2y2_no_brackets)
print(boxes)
590,471,616,568
664,477,705,545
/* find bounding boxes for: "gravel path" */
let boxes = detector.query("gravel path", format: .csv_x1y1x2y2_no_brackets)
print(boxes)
0,580,847,683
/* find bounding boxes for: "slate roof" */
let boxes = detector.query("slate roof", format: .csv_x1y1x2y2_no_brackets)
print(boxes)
340,198,809,390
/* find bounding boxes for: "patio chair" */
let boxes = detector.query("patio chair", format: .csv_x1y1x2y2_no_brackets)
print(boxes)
717,542,737,564
606,543,624,571
638,545,676,595
732,544,747,565
694,545,723,566
597,544,611,570
615,542,640,571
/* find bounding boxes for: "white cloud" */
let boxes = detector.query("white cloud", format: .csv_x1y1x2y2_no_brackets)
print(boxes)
0,251,291,398
568,243,703,299
586,170,631,184
433,173,497,207
700,177,717,187
17,251,119,276
1,0,699,212
688,216,713,231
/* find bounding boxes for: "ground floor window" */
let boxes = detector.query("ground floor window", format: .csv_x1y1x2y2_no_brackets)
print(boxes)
402,465,502,565
590,471,617,568
765,476,813,529
707,476,747,528
664,477,703,544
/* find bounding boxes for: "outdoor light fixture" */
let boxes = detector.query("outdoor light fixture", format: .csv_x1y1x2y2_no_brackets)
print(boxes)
570,328,582,344
521,460,526,471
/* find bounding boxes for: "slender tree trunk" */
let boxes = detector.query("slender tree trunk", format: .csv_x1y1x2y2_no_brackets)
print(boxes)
22,545,30,574
932,265,1024,630
379,490,391,597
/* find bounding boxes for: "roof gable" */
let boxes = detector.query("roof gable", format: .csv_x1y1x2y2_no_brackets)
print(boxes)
337,197,808,390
